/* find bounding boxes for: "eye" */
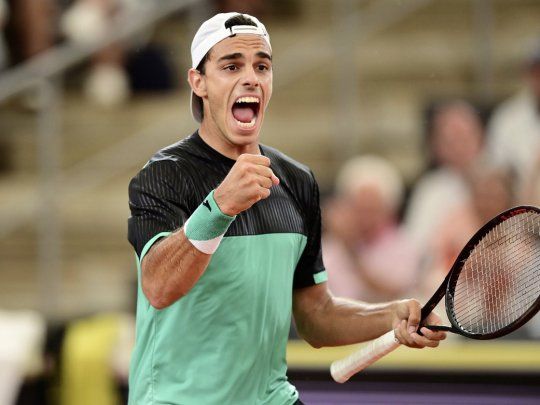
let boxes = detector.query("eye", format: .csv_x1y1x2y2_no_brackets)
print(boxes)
257,64,270,71
224,65,238,71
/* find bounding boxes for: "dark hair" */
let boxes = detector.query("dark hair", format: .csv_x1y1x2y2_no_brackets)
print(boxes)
196,14,258,75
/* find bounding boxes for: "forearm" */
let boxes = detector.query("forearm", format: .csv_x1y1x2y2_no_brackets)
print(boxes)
318,297,396,345
294,286,397,348
294,283,445,350
141,229,211,309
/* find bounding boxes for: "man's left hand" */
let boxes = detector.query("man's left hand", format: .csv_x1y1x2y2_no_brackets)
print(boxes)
392,299,447,348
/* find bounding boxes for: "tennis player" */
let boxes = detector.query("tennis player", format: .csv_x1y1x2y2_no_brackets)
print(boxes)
127,12,446,405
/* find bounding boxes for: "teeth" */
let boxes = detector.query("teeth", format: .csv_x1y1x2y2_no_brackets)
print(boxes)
235,117,256,128
236,96,259,104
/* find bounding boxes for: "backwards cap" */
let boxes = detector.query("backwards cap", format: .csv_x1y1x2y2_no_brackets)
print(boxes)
190,12,271,123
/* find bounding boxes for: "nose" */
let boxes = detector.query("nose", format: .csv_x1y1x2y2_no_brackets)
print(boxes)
242,66,259,88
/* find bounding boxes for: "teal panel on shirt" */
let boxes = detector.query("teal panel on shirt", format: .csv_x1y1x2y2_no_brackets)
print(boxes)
129,233,308,405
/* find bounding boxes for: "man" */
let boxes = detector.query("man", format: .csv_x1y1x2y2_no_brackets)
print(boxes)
323,155,419,302
488,39,540,192
127,12,446,405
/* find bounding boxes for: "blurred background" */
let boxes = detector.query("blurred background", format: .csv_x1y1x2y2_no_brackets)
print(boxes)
1,0,540,404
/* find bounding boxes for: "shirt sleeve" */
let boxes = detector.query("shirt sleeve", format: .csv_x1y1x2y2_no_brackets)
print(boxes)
127,159,192,259
293,171,327,289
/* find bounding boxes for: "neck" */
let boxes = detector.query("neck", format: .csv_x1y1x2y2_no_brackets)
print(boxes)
199,120,260,160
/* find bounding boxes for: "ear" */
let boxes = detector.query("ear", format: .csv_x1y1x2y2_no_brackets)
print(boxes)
187,68,207,98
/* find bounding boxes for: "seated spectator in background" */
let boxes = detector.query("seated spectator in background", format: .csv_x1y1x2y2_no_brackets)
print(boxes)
2,0,58,109
4,0,57,64
521,149,540,205
422,163,515,298
488,39,540,200
323,155,419,302
61,0,143,107
4,0,144,107
405,100,485,250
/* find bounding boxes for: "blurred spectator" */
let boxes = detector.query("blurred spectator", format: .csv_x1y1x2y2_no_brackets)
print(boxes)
2,0,58,109
4,0,57,63
61,0,143,107
323,155,419,302
59,313,134,405
422,163,515,296
405,100,485,250
522,150,540,205
4,0,146,107
0,310,45,405
487,39,540,200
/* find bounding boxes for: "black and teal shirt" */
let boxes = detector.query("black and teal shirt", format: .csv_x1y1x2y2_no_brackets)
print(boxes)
127,131,327,405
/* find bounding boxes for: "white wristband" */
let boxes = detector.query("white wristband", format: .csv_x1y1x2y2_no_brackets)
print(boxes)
184,217,226,254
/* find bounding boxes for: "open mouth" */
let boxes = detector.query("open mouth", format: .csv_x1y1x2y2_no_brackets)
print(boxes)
231,96,260,129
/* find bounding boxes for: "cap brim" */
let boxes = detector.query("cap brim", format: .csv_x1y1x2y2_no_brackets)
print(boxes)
190,92,203,123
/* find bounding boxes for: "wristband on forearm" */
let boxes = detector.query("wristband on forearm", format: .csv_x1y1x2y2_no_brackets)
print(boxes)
183,190,236,254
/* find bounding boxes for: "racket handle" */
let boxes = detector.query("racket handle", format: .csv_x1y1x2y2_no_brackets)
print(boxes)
330,330,400,383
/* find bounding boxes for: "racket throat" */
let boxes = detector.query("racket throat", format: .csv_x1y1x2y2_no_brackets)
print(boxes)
422,325,453,333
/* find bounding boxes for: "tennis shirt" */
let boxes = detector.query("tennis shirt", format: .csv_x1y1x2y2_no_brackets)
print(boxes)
127,131,328,405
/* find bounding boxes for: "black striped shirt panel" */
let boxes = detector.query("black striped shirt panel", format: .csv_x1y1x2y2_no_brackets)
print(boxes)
127,131,325,289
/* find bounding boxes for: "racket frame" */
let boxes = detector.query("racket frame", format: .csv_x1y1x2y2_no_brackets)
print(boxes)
428,205,540,340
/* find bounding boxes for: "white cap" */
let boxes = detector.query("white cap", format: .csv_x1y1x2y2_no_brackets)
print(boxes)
190,12,271,123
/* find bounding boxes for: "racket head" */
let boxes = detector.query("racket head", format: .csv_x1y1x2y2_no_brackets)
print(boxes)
444,206,540,340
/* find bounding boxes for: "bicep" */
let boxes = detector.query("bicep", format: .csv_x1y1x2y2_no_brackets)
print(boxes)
140,231,172,274
140,226,212,308
293,282,332,324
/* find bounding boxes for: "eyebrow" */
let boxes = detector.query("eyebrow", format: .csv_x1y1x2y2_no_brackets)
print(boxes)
217,51,272,63
256,51,272,61
217,52,243,62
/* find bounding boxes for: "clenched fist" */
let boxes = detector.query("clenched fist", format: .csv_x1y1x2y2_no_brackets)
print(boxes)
214,154,280,216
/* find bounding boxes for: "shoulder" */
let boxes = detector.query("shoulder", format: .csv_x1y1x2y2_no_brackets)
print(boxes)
136,133,205,176
129,134,201,192
261,144,321,214
146,134,200,169
261,144,315,185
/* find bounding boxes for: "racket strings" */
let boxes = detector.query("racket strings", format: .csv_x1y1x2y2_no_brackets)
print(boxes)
465,217,535,333
480,214,538,330
482,236,540,322
451,212,540,335
454,215,534,298
493,223,540,325
465,266,540,331
454,214,535,299
481,214,540,329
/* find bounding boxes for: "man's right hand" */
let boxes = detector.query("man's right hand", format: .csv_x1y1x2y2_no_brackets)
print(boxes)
214,154,279,216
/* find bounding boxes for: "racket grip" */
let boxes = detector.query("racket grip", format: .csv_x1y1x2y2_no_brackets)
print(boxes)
330,330,400,383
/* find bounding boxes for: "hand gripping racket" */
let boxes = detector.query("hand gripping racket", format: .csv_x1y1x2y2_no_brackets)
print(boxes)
331,206,540,383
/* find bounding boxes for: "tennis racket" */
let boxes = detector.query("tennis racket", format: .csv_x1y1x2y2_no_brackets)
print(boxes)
330,205,540,383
